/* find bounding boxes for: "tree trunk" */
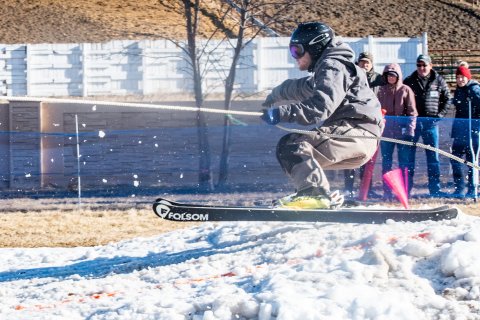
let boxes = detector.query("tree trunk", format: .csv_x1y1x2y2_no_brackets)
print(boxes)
217,100,232,188
217,3,247,188
197,110,213,191
185,0,213,191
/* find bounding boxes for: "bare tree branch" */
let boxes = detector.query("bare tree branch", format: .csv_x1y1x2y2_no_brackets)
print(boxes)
224,0,279,36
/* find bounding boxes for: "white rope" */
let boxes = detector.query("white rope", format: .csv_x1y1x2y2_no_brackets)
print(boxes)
275,124,480,171
2,96,263,117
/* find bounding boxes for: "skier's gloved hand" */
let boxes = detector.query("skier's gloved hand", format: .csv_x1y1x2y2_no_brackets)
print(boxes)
261,108,280,125
262,94,275,107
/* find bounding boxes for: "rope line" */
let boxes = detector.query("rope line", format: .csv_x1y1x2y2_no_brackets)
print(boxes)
275,124,480,171
3,96,263,117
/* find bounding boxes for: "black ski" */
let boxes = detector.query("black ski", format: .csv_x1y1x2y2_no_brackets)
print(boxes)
153,198,458,224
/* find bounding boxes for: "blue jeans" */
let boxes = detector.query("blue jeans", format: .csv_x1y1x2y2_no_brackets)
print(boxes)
381,140,413,198
409,118,441,195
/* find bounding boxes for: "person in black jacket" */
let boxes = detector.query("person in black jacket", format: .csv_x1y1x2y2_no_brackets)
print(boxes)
403,54,452,197
357,51,384,95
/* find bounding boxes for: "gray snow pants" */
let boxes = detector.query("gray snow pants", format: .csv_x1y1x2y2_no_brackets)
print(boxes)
276,121,378,194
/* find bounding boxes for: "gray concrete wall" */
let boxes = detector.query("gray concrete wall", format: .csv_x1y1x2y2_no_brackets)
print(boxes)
0,103,9,188
1,99,288,192
9,101,41,189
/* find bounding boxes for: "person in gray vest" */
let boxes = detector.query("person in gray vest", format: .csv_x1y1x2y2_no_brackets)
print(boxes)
344,51,384,199
403,54,452,197
260,22,384,209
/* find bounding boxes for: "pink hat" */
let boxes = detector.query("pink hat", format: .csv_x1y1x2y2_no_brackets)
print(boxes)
456,66,472,80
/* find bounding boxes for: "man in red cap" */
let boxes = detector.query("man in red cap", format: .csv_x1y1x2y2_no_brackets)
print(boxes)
450,65,480,198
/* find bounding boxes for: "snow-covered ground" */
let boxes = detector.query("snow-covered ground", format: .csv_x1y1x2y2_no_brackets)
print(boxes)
1,207,480,319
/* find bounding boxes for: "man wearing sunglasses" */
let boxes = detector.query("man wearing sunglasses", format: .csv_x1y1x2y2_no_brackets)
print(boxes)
260,22,384,209
403,54,452,197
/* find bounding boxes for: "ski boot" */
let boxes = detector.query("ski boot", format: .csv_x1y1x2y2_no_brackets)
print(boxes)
275,187,344,209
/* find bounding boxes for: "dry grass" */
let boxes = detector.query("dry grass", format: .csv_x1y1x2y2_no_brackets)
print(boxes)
0,205,196,248
0,194,478,248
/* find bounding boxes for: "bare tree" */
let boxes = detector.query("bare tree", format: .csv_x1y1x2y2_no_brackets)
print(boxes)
184,0,214,191
157,0,301,190
216,0,302,187
158,0,220,191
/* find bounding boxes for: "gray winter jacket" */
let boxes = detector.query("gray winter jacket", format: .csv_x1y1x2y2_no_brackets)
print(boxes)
269,37,384,137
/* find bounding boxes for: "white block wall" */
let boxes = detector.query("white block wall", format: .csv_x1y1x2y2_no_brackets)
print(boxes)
0,35,427,97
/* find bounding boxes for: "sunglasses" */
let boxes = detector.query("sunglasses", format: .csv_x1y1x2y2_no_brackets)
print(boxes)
289,44,305,59
416,63,428,68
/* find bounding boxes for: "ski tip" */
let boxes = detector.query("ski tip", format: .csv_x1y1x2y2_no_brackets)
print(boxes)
152,199,174,219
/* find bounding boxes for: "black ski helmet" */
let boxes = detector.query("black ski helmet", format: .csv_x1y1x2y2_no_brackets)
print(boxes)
289,22,334,62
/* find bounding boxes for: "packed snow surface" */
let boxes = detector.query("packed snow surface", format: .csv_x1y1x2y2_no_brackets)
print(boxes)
1,207,480,319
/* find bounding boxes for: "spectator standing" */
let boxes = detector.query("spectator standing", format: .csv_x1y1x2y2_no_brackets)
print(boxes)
450,66,480,198
344,51,384,198
356,51,384,94
403,54,452,197
377,63,417,199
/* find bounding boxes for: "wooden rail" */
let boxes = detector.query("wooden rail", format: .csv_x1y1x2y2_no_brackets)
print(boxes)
430,49,480,86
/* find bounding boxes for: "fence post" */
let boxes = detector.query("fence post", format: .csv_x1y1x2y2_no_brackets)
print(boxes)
255,37,264,93
367,35,375,54
141,41,147,95
81,43,88,97
25,44,31,96
422,32,429,55
75,114,82,206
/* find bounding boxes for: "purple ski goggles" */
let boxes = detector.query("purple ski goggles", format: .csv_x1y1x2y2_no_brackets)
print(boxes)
289,43,305,59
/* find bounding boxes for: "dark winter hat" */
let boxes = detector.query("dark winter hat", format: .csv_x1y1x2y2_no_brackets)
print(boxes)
386,70,399,78
456,66,472,80
416,54,432,65
358,52,373,63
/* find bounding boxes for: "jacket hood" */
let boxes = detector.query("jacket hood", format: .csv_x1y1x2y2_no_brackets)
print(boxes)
467,79,480,88
313,37,355,69
458,79,480,92
382,63,403,87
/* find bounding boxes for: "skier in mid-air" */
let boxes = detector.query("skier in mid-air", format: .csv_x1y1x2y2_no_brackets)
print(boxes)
260,22,384,209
